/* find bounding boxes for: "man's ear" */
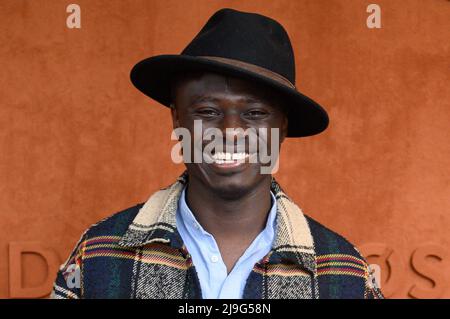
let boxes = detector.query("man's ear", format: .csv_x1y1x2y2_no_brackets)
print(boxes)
280,114,288,143
170,103,179,130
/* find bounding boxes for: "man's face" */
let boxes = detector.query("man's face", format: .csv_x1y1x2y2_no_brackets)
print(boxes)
171,72,288,199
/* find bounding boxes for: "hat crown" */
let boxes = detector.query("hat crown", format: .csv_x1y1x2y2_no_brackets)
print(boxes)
181,8,296,85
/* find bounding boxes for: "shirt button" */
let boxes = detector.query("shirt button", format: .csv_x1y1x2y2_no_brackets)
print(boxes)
211,255,219,263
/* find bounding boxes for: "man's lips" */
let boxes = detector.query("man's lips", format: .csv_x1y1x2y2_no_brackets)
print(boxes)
211,160,244,169
202,151,258,170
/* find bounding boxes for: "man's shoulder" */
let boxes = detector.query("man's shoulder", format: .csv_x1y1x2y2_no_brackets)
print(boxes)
303,215,383,298
304,214,366,261
81,202,145,240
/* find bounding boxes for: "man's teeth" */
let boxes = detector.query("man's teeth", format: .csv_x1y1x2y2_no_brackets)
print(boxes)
211,152,249,163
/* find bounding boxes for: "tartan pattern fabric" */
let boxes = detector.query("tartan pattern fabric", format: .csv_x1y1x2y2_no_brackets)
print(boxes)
51,170,383,299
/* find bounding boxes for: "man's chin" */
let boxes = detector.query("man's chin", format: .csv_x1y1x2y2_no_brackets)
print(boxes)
187,163,266,200
207,181,255,201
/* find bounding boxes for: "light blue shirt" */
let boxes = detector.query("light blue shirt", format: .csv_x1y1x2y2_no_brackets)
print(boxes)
175,185,277,299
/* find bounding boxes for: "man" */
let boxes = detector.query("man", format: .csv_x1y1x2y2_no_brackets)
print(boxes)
51,8,383,299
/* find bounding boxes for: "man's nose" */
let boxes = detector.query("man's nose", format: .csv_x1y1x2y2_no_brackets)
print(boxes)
218,114,247,147
220,113,242,130
219,114,243,135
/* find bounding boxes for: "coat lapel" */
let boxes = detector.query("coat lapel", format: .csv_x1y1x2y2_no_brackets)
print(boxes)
256,179,319,298
118,170,318,299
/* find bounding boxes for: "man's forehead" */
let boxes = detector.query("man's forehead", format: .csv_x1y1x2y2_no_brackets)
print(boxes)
173,71,279,103
175,71,253,89
189,94,267,105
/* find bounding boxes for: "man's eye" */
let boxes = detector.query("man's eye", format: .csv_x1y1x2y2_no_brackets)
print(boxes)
245,110,268,118
197,109,220,117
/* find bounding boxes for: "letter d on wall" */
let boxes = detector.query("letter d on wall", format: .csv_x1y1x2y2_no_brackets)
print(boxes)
9,242,60,298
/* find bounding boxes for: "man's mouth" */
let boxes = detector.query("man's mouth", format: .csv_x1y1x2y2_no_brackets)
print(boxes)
202,151,257,169
211,151,249,164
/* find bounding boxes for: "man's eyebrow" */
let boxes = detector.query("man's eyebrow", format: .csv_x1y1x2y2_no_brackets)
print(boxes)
189,95,267,106
189,95,221,105
239,97,265,104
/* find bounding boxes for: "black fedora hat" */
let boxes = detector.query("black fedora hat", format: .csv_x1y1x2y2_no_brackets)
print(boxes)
130,8,329,137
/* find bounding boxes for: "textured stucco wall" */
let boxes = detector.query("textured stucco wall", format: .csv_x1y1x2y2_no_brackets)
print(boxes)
0,0,449,298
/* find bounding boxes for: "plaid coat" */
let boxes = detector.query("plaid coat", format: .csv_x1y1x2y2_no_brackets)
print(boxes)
51,171,383,299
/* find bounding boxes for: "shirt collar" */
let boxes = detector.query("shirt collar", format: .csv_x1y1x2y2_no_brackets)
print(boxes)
118,170,317,274
177,183,278,245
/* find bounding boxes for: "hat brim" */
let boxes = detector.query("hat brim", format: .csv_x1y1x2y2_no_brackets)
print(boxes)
130,55,329,137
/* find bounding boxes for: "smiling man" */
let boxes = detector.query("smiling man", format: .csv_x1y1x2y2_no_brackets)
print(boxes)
51,8,383,299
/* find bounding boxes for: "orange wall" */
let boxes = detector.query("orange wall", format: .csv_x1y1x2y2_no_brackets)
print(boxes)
0,0,449,299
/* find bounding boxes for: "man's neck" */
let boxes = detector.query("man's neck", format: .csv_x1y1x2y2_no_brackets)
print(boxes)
184,175,273,241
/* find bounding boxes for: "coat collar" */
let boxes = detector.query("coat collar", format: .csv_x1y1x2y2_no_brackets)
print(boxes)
118,170,317,274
